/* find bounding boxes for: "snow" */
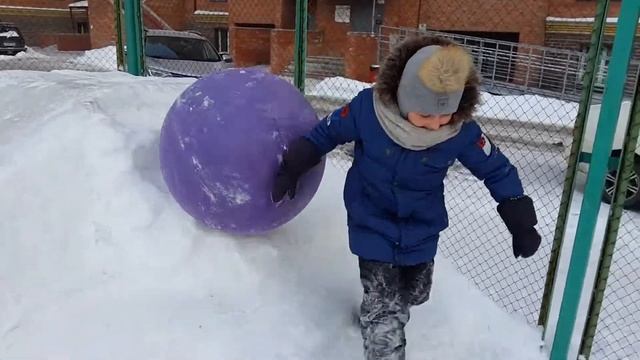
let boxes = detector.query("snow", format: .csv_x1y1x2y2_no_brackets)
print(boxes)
0,70,548,359
0,31,19,38
479,92,577,126
0,5,67,12
307,77,579,126
307,76,371,100
70,46,118,71
0,47,49,60
68,0,88,7
546,17,640,24
194,10,229,16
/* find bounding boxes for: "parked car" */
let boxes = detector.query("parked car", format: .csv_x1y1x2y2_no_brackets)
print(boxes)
144,29,232,78
579,100,640,208
0,22,26,56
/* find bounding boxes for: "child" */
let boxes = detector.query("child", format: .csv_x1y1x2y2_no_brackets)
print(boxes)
271,35,542,360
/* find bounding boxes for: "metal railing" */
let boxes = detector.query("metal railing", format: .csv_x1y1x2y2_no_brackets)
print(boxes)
378,26,640,102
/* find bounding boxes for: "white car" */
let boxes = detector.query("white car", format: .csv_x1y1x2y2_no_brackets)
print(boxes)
579,100,640,208
144,29,233,78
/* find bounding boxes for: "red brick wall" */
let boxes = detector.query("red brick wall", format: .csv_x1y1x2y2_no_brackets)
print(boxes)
230,0,281,26
315,0,350,57
58,33,91,50
419,0,547,45
280,0,295,29
269,29,323,74
270,29,294,74
230,27,271,66
384,0,420,28
549,0,621,18
0,0,73,8
145,0,185,29
196,0,228,12
345,32,378,82
88,0,115,49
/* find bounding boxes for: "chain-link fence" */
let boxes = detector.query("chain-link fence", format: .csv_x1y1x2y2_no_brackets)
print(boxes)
588,214,640,360
5,1,639,358
0,1,119,73
135,0,232,77
297,0,600,329
578,55,640,360
292,4,640,360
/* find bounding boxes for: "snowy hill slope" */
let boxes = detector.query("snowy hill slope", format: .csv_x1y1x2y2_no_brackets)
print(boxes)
0,70,546,359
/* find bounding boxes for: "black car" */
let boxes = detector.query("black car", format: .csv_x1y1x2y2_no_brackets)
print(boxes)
0,22,26,56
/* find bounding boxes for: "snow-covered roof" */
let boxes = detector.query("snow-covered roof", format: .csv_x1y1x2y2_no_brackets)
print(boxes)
194,10,229,16
0,5,67,12
546,16,640,23
69,1,88,8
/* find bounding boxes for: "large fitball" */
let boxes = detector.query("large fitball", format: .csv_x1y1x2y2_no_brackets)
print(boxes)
159,68,325,235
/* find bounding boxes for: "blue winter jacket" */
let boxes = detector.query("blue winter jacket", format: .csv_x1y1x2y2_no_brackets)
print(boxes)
306,88,524,265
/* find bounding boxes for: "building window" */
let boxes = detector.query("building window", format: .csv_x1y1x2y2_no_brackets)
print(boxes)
214,28,229,53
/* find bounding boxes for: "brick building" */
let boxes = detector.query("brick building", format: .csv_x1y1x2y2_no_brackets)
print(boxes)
229,0,629,81
0,0,229,51
1,0,634,84
0,0,90,50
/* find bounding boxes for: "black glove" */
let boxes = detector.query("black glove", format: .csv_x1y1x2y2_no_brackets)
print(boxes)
271,137,322,203
497,195,542,258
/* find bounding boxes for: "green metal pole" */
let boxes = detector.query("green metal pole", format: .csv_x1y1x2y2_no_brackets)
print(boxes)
538,0,611,332
123,0,143,75
113,0,125,71
133,0,145,74
293,0,308,92
549,1,640,359
579,69,640,359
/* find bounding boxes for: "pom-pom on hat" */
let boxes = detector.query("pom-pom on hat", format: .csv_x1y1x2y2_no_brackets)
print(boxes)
397,44,474,117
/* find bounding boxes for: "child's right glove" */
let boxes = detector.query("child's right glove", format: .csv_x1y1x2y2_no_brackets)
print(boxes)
497,196,542,259
271,136,322,203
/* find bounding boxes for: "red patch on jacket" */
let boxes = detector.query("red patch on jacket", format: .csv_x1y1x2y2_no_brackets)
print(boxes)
476,134,492,156
340,105,350,118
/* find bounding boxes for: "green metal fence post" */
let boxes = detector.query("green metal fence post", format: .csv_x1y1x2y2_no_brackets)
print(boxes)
538,0,611,332
113,0,125,71
294,0,308,92
123,0,144,76
549,1,640,359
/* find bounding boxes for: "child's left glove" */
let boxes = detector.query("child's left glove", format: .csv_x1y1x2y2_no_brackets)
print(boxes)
271,137,322,203
497,196,542,259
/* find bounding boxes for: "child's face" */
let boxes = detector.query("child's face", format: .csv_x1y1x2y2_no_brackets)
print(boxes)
407,112,453,130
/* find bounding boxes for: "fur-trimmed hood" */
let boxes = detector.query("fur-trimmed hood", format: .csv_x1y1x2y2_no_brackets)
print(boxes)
374,35,481,124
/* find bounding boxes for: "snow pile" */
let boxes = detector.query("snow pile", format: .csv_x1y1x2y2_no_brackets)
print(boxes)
307,77,578,126
0,70,547,359
71,46,118,71
307,76,372,101
0,48,48,60
194,10,229,16
479,92,578,126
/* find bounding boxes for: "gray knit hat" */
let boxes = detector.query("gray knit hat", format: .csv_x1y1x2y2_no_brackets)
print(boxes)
397,44,474,117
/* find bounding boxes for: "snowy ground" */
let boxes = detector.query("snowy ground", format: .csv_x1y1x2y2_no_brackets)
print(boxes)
0,46,117,72
0,70,549,359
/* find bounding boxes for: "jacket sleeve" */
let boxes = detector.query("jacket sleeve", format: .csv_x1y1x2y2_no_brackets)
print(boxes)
304,92,362,155
456,122,525,202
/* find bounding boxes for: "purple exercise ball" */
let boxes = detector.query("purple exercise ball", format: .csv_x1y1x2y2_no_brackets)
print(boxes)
159,68,325,235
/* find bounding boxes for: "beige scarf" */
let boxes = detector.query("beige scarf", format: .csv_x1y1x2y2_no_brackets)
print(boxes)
373,92,463,151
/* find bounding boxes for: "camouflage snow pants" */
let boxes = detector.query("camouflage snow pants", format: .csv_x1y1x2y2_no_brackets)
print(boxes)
358,258,435,360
